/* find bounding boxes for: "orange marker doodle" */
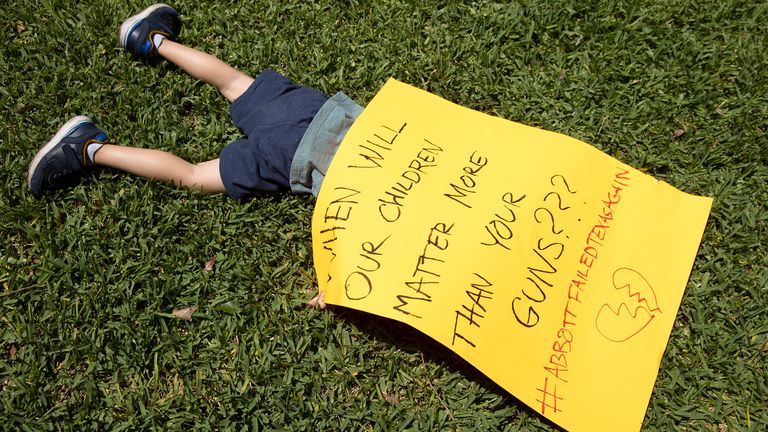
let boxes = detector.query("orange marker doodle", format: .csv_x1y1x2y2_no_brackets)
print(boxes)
595,268,661,342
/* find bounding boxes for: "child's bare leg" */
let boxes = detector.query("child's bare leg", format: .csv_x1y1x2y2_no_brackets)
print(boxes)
28,7,246,198
94,144,225,194
157,40,254,103
28,116,226,197
120,5,253,102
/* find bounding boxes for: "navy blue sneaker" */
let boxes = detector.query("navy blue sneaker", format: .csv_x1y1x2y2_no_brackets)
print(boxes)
119,4,181,61
27,116,108,198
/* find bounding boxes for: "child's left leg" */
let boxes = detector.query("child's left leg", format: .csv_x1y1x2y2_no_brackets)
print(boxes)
118,4,254,103
157,40,254,103
89,4,256,193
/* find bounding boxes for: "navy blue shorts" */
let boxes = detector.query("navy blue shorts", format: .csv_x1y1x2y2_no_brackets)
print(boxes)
220,69,328,198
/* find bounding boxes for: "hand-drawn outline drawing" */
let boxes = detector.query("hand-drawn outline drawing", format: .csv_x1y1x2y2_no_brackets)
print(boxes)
595,267,661,342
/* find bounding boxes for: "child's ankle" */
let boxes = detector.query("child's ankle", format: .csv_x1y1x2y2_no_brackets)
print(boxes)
86,142,104,164
153,34,167,50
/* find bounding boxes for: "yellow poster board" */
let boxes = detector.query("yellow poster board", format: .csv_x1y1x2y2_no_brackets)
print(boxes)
311,79,712,432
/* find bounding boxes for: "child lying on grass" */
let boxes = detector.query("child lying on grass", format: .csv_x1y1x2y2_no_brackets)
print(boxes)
27,3,335,307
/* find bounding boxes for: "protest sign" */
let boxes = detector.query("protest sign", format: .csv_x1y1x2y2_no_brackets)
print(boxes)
312,79,712,431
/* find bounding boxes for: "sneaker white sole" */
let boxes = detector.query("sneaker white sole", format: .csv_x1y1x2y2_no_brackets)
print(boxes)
27,115,92,188
118,3,173,48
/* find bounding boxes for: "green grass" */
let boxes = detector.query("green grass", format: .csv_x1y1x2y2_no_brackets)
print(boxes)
1,0,766,430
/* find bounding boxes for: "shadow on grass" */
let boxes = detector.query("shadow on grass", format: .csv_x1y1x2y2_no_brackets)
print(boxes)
324,304,562,430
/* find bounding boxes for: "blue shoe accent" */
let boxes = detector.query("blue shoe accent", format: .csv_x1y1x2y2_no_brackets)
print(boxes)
27,116,108,198
140,40,153,58
118,4,181,61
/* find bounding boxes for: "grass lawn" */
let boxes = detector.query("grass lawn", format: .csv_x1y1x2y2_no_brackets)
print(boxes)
1,0,766,430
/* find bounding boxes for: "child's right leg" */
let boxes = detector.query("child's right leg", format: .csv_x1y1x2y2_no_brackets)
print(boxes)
26,115,226,198
92,144,225,193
